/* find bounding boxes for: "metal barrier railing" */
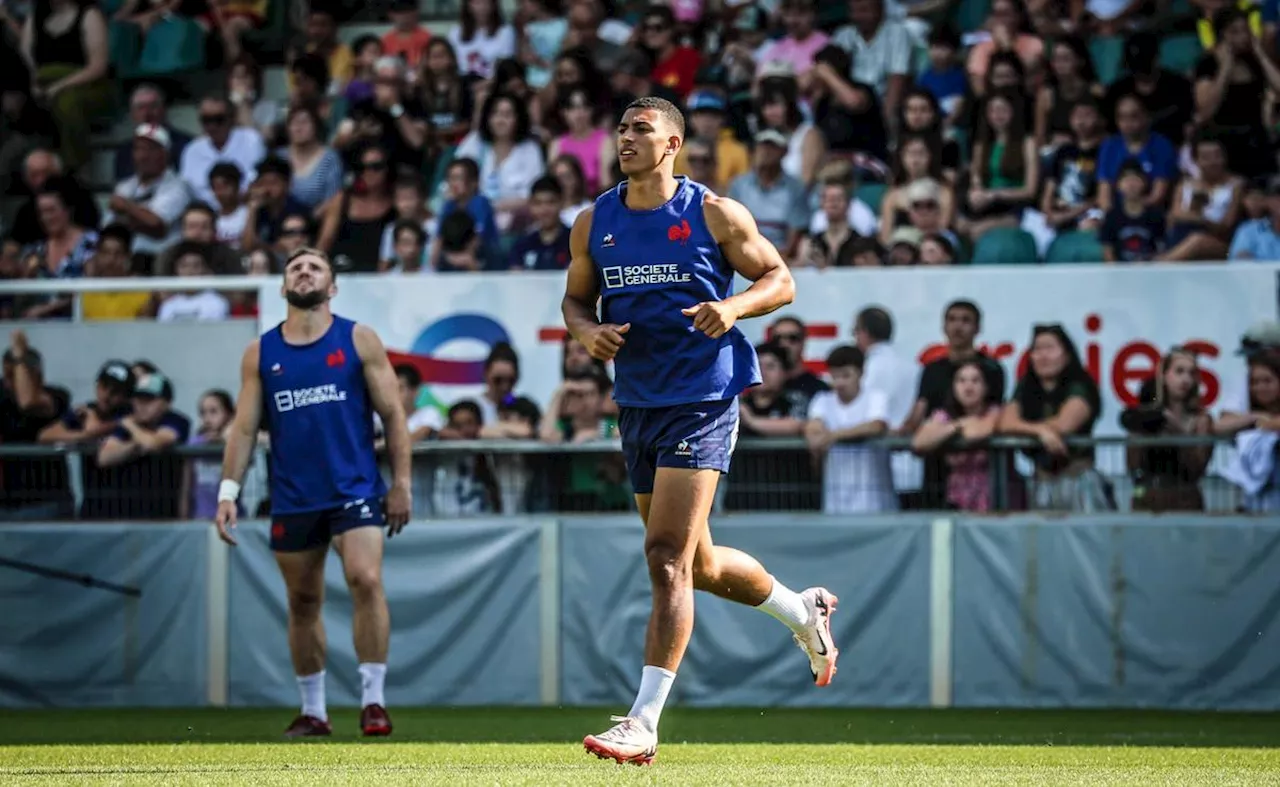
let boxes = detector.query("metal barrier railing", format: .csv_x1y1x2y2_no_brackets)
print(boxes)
0,435,1248,520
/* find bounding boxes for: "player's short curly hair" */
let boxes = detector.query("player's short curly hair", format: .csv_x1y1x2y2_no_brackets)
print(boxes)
624,96,685,139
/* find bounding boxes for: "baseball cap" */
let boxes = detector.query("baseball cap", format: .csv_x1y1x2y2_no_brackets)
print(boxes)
134,372,173,400
906,177,941,206
758,60,796,80
889,226,924,247
97,360,136,394
134,123,171,151
754,128,788,147
687,90,727,113
1237,321,1280,356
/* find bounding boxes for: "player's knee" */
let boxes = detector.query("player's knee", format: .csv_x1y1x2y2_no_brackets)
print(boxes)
345,567,383,600
287,588,323,620
644,541,691,590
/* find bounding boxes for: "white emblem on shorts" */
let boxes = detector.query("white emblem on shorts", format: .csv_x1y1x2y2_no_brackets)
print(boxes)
674,440,692,457
360,504,372,519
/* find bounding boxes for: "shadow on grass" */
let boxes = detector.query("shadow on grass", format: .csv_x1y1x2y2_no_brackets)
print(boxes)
2,708,1280,748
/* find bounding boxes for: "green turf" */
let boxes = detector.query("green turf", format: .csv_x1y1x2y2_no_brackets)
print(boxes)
3,708,1279,785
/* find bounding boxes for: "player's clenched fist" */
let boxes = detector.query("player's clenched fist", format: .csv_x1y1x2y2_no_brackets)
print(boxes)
682,302,738,338
214,500,239,546
583,322,630,361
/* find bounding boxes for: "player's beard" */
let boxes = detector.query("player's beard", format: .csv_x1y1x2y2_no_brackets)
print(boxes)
285,289,328,309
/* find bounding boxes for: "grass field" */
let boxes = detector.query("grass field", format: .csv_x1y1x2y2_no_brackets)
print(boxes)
3,707,1279,785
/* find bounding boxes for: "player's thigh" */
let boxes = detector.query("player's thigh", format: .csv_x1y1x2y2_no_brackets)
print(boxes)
332,501,386,589
274,545,328,608
643,467,720,561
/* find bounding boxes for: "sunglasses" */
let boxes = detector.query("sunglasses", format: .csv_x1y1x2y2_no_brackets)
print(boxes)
200,113,229,125
489,375,515,385
773,332,803,342
912,200,939,210
357,161,388,172
281,227,308,236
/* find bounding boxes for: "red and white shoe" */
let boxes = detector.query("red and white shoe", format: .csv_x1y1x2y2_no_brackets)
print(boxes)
583,716,657,765
360,704,392,736
794,587,839,686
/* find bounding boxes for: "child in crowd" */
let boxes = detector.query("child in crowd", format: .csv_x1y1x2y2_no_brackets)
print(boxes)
1100,161,1166,263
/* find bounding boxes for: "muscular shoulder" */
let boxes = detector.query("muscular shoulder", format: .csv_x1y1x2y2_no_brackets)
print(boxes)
352,323,387,361
702,194,753,244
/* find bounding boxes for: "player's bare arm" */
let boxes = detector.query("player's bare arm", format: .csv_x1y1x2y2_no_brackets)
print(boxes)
214,340,264,546
682,195,796,338
562,206,631,361
354,323,412,534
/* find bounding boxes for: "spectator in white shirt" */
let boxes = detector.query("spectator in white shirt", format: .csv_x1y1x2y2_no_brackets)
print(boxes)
106,124,191,259
179,96,266,207
156,243,230,322
447,0,516,80
854,306,923,504
831,0,913,120
805,345,897,513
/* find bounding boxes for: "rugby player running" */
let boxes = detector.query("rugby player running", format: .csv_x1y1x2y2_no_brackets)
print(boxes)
563,97,839,765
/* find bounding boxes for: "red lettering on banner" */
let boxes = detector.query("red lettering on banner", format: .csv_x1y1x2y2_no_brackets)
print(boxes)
914,315,1224,408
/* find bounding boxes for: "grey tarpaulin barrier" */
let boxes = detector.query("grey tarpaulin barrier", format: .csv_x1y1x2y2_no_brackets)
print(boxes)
226,519,545,706
559,516,934,708
951,516,1280,709
0,524,208,707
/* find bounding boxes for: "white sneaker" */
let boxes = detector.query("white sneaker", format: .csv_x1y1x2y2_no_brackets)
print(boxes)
793,587,839,686
583,716,658,765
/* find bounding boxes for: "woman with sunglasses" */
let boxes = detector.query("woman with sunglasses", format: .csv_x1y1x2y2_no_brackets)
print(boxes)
316,142,395,273
998,324,1111,512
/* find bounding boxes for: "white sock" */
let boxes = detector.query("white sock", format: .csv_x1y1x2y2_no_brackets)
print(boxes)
626,665,676,734
757,578,810,632
359,663,387,707
297,671,327,721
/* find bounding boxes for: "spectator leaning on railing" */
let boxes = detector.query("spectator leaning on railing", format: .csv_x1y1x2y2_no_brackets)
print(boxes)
92,372,190,519
1120,347,1213,513
998,324,1110,513
1217,321,1280,436
1223,350,1280,513
0,330,72,518
911,358,1007,513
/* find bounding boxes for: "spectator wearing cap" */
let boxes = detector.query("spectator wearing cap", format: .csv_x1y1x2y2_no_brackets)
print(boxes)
1216,322,1280,436
1229,175,1280,261
381,0,433,69
729,130,810,257
0,330,71,518
886,178,960,255
880,135,955,246
106,124,192,261
919,232,956,263
831,0,913,120
38,358,135,446
179,96,267,208
115,84,192,181
94,372,192,520
674,90,750,188
80,224,151,321
756,0,830,80
242,155,309,255
641,5,702,98
156,243,230,322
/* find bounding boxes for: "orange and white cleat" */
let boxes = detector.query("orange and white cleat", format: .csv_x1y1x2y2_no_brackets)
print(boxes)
583,716,657,766
794,587,839,686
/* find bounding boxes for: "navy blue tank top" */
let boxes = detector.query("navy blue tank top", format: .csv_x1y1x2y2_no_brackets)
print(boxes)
259,315,386,513
589,177,761,407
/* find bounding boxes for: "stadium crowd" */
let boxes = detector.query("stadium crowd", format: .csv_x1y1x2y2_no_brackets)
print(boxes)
3,307,1280,520
4,0,1280,296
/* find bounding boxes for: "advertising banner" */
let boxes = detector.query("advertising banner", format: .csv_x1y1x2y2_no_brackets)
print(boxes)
259,265,1279,434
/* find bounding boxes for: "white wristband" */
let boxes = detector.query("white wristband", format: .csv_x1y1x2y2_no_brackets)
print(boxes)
217,479,241,503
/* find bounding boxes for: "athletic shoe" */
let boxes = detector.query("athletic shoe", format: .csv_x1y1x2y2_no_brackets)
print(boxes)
283,714,332,738
794,587,839,687
361,704,393,736
583,716,657,765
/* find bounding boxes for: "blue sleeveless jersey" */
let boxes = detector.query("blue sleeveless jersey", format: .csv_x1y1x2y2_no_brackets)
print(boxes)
590,177,761,407
259,315,386,513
